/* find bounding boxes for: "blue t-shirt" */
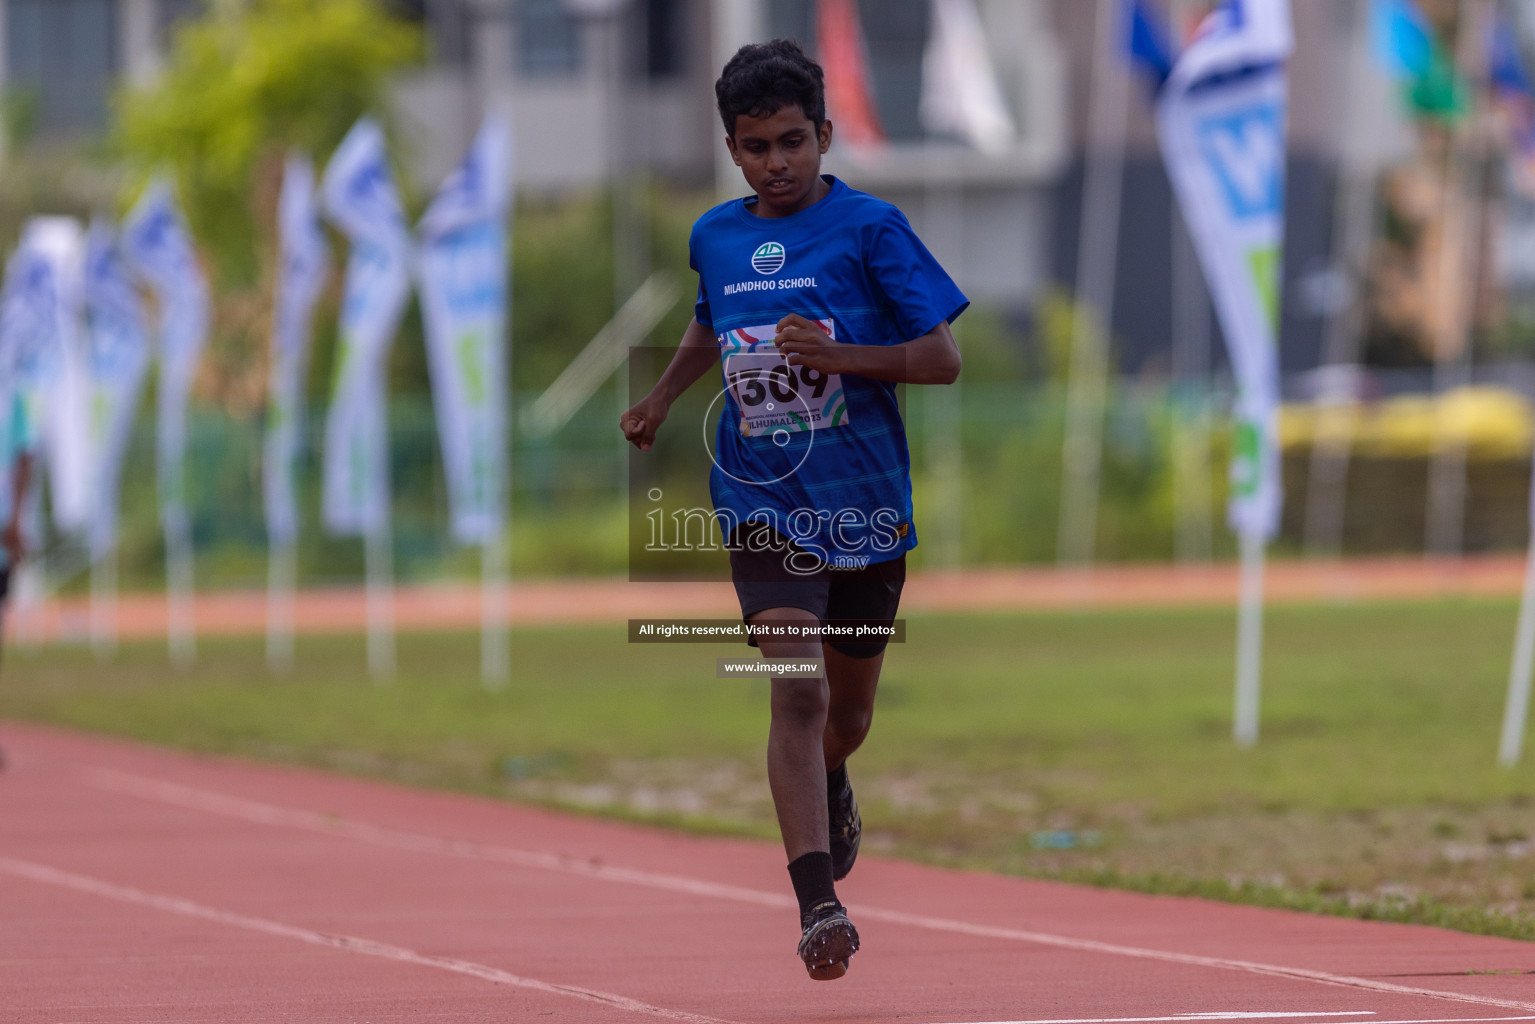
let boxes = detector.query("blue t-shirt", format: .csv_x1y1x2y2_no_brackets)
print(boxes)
690,176,968,567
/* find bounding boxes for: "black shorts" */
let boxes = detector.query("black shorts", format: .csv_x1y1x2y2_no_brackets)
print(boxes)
727,521,904,660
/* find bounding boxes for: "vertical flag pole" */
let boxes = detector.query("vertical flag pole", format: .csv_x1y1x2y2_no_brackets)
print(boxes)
320,120,411,681
1169,0,1214,567
1494,4,1535,767
482,527,509,686
166,504,195,668
1058,0,1131,567
266,537,295,673
1425,0,1490,560
1156,0,1293,746
1500,520,1535,765
263,155,327,675
416,114,513,688
366,397,394,680
122,180,208,670
485,163,511,691
488,152,512,691
923,158,965,570
365,514,395,679
1234,527,1266,746
89,540,117,660
1303,0,1380,561
82,220,151,662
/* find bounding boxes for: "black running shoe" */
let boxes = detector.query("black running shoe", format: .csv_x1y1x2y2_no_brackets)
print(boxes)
828,766,861,881
797,900,859,981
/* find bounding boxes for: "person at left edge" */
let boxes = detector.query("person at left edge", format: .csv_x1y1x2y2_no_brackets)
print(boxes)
0,377,37,770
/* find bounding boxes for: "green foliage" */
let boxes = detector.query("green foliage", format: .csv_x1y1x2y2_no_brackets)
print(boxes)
951,305,1026,384
907,382,1228,568
511,185,713,393
1,87,42,152
113,0,421,287
1033,285,1099,384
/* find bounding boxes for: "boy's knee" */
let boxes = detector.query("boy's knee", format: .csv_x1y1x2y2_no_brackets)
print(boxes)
826,705,873,747
771,677,829,727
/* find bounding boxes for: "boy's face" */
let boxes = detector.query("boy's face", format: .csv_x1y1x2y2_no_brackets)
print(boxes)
726,104,833,219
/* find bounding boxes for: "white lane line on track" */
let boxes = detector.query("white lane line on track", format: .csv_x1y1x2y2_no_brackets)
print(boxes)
919,1014,1377,1024
920,1019,1535,1024
86,769,1535,1014
0,856,735,1024
915,1014,1378,1024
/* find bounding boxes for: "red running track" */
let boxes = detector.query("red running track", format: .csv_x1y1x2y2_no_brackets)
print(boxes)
2,721,1533,1023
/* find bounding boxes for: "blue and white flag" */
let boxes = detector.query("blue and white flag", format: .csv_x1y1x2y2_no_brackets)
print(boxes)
1489,14,1535,195
2,218,92,535
918,0,1015,153
0,243,47,560
82,221,152,557
1126,0,1177,89
0,233,58,427
1155,0,1291,540
0,224,76,541
416,115,511,545
320,117,411,537
264,155,330,546
122,178,210,525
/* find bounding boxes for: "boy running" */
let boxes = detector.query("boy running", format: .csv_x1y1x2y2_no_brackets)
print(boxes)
621,39,966,981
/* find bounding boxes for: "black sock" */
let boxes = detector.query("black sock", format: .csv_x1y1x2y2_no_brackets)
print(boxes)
826,761,848,795
786,851,839,920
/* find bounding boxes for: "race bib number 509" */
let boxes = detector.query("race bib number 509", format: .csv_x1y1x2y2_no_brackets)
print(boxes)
719,321,850,438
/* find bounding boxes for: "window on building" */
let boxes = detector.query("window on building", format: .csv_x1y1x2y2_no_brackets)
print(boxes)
644,0,685,78
5,0,118,137
517,0,581,77
763,0,928,141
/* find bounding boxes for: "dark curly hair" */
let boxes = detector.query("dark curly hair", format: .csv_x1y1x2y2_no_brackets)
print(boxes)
714,39,826,138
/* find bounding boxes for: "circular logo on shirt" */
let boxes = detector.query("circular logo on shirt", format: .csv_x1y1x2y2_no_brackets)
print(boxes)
751,241,786,275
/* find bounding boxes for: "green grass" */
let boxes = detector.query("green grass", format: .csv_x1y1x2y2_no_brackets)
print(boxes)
5,598,1535,940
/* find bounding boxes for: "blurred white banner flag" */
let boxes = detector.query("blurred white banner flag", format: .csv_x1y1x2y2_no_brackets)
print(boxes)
0,243,46,543
0,243,46,567
122,179,210,528
416,115,511,545
82,221,152,557
264,155,330,546
919,0,1016,153
1156,0,1291,540
0,219,91,536
320,118,411,537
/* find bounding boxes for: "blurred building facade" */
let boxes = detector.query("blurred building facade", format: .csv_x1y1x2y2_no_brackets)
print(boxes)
0,0,1434,373
392,0,1416,372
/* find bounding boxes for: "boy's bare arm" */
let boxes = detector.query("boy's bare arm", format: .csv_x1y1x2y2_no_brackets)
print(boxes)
772,314,961,385
620,317,720,451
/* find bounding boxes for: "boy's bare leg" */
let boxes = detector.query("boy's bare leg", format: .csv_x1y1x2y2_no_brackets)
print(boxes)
753,606,832,860
823,645,883,769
